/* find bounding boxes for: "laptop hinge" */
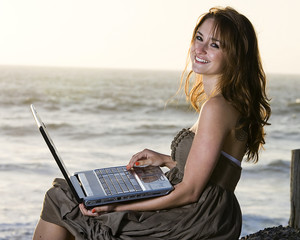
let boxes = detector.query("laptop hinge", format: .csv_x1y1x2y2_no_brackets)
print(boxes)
78,173,94,197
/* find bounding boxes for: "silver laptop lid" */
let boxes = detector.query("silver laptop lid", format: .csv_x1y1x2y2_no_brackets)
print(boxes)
31,104,71,179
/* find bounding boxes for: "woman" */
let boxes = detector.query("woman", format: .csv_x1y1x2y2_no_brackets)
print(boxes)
33,6,271,240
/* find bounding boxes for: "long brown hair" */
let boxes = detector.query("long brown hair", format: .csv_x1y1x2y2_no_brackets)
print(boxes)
181,7,271,163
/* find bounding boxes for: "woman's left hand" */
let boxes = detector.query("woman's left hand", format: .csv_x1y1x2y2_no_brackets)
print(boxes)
79,203,117,217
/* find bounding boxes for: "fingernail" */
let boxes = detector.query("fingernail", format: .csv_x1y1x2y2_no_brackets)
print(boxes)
92,209,96,213
135,162,140,166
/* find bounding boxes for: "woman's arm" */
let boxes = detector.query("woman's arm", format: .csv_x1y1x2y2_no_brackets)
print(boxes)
81,97,234,216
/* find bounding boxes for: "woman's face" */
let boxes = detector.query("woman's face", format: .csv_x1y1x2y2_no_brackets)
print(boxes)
190,18,226,76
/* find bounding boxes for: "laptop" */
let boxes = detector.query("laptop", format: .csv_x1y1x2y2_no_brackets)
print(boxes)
30,104,173,209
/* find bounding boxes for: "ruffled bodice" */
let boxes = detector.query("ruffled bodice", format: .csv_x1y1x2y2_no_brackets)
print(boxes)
167,128,241,192
170,128,194,173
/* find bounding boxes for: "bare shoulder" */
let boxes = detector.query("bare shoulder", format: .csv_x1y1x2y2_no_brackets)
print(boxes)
201,96,236,114
200,96,239,127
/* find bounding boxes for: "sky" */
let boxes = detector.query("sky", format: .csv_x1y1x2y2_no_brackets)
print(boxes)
0,0,299,74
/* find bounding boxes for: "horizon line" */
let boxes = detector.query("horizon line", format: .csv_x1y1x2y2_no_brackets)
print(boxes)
0,64,299,76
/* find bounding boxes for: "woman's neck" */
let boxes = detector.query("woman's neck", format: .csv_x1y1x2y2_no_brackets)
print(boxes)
202,74,220,97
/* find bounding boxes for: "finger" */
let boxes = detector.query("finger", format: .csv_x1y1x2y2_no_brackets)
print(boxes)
127,152,145,169
79,203,98,217
127,149,153,169
92,205,110,214
127,157,148,169
134,159,150,167
128,153,139,167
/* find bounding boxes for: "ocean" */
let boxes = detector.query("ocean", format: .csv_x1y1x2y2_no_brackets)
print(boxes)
0,65,299,239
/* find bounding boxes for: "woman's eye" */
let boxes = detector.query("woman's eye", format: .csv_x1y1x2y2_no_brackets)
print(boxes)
196,35,203,41
211,42,220,49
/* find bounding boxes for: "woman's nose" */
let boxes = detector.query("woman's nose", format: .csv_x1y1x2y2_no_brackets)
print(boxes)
195,43,207,54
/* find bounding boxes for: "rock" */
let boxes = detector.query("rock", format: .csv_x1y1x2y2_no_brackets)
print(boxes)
240,225,300,240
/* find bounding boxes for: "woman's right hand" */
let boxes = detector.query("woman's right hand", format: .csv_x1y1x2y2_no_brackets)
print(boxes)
126,149,175,170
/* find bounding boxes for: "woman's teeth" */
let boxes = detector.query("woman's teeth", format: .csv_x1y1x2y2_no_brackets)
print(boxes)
196,56,209,63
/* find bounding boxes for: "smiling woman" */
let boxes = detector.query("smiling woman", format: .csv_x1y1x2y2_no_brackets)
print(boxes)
32,6,271,240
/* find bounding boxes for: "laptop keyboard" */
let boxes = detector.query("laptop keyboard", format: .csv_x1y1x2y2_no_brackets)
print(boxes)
95,167,143,195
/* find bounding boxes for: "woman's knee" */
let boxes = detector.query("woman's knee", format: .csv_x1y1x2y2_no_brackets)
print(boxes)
33,218,74,240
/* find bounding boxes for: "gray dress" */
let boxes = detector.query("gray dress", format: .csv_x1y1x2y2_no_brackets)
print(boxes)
40,128,242,240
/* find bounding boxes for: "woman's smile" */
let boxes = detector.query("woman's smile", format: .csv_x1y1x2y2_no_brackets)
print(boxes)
195,56,209,64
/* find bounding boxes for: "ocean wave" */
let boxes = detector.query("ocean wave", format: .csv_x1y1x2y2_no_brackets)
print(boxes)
271,102,300,116
0,222,34,240
287,98,300,107
137,123,179,131
165,102,192,112
0,96,43,107
0,125,35,137
0,162,55,174
243,160,290,175
267,159,291,169
0,122,72,138
46,122,72,130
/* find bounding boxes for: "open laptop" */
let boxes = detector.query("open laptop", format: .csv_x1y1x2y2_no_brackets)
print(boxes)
31,104,173,209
